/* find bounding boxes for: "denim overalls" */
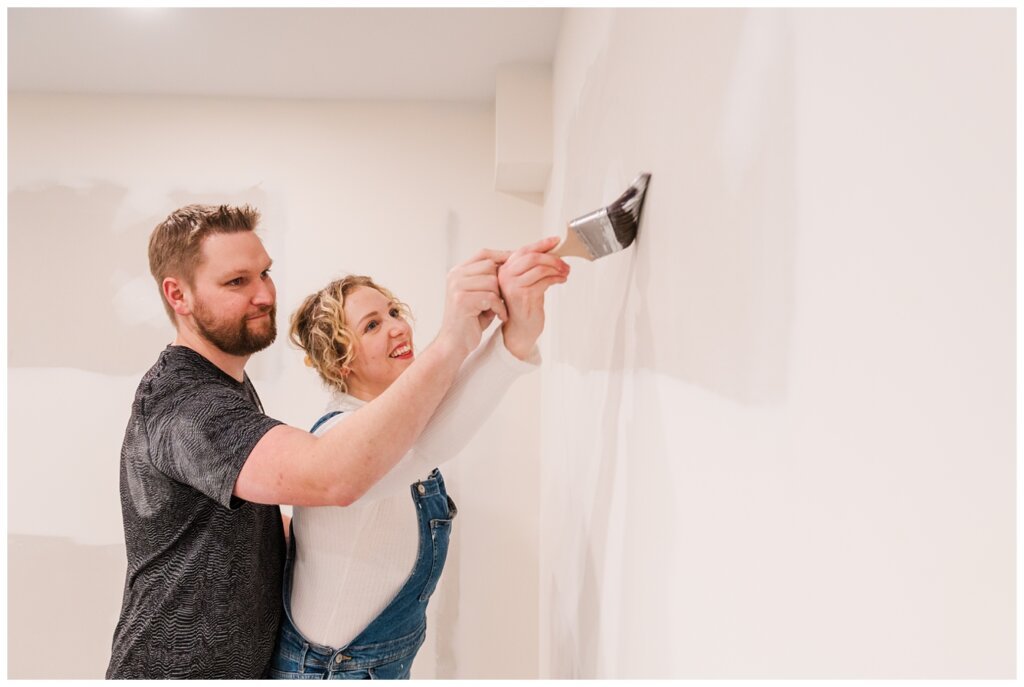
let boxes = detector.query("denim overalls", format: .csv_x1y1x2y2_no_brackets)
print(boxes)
270,411,458,679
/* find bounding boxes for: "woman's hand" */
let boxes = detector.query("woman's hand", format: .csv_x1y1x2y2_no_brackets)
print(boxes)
498,236,570,360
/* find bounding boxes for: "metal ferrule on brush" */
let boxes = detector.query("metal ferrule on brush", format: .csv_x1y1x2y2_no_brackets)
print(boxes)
568,207,623,259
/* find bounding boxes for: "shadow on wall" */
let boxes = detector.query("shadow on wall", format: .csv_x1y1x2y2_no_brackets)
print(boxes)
7,534,126,679
544,9,798,677
547,256,684,677
8,183,274,376
553,9,797,407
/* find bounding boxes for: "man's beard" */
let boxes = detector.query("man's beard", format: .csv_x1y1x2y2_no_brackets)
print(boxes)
193,300,277,356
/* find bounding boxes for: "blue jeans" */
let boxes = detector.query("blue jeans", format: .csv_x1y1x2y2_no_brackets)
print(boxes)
270,468,457,679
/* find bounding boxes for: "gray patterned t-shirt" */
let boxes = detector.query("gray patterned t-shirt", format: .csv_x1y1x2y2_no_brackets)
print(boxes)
107,345,286,679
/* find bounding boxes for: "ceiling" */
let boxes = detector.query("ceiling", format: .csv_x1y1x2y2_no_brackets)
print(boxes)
6,8,564,102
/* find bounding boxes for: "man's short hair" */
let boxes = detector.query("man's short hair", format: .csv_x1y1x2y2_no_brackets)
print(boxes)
148,204,261,324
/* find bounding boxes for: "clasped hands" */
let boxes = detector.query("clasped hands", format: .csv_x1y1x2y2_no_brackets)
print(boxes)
441,236,570,360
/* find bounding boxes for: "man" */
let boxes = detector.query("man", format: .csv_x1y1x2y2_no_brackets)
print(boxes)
106,204,568,678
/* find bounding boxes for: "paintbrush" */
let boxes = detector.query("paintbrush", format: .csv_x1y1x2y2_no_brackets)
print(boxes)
549,172,651,260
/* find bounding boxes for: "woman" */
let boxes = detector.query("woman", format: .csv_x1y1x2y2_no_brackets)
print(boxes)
270,240,568,679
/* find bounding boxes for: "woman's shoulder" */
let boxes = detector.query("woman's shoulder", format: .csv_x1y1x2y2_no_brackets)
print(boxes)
309,391,364,434
309,409,345,434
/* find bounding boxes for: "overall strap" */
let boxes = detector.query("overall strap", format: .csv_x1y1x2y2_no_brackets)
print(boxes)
309,410,344,434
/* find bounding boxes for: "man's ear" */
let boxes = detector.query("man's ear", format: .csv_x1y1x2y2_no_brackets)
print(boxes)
163,277,192,317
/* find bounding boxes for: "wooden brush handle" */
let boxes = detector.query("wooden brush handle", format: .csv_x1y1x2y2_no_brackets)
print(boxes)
548,228,595,261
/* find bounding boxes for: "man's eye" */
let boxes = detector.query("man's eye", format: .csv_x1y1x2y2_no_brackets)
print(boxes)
227,278,243,286
261,269,272,279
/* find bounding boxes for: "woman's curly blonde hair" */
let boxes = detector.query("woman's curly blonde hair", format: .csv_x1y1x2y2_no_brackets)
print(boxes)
289,275,412,393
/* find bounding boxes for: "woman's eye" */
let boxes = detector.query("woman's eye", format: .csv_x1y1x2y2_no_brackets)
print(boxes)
227,278,243,286
389,307,401,318
365,320,378,332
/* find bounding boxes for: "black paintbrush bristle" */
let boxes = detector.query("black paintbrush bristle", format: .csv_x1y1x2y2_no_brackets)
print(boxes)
606,172,650,249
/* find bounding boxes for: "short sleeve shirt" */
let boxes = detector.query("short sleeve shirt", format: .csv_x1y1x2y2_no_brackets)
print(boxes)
106,345,286,679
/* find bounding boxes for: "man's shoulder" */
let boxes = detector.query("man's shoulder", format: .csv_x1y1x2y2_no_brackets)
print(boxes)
154,344,223,376
136,346,240,411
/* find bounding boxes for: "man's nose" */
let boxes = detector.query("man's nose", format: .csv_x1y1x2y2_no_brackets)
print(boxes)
252,278,275,306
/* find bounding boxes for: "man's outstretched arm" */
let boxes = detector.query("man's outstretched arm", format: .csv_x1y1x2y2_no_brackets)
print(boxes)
234,249,510,507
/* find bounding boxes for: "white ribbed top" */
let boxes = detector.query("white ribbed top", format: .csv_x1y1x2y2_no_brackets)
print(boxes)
288,327,539,648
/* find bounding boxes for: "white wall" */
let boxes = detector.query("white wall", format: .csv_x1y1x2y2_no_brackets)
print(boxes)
539,8,1015,678
7,93,541,678
8,9,1016,680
